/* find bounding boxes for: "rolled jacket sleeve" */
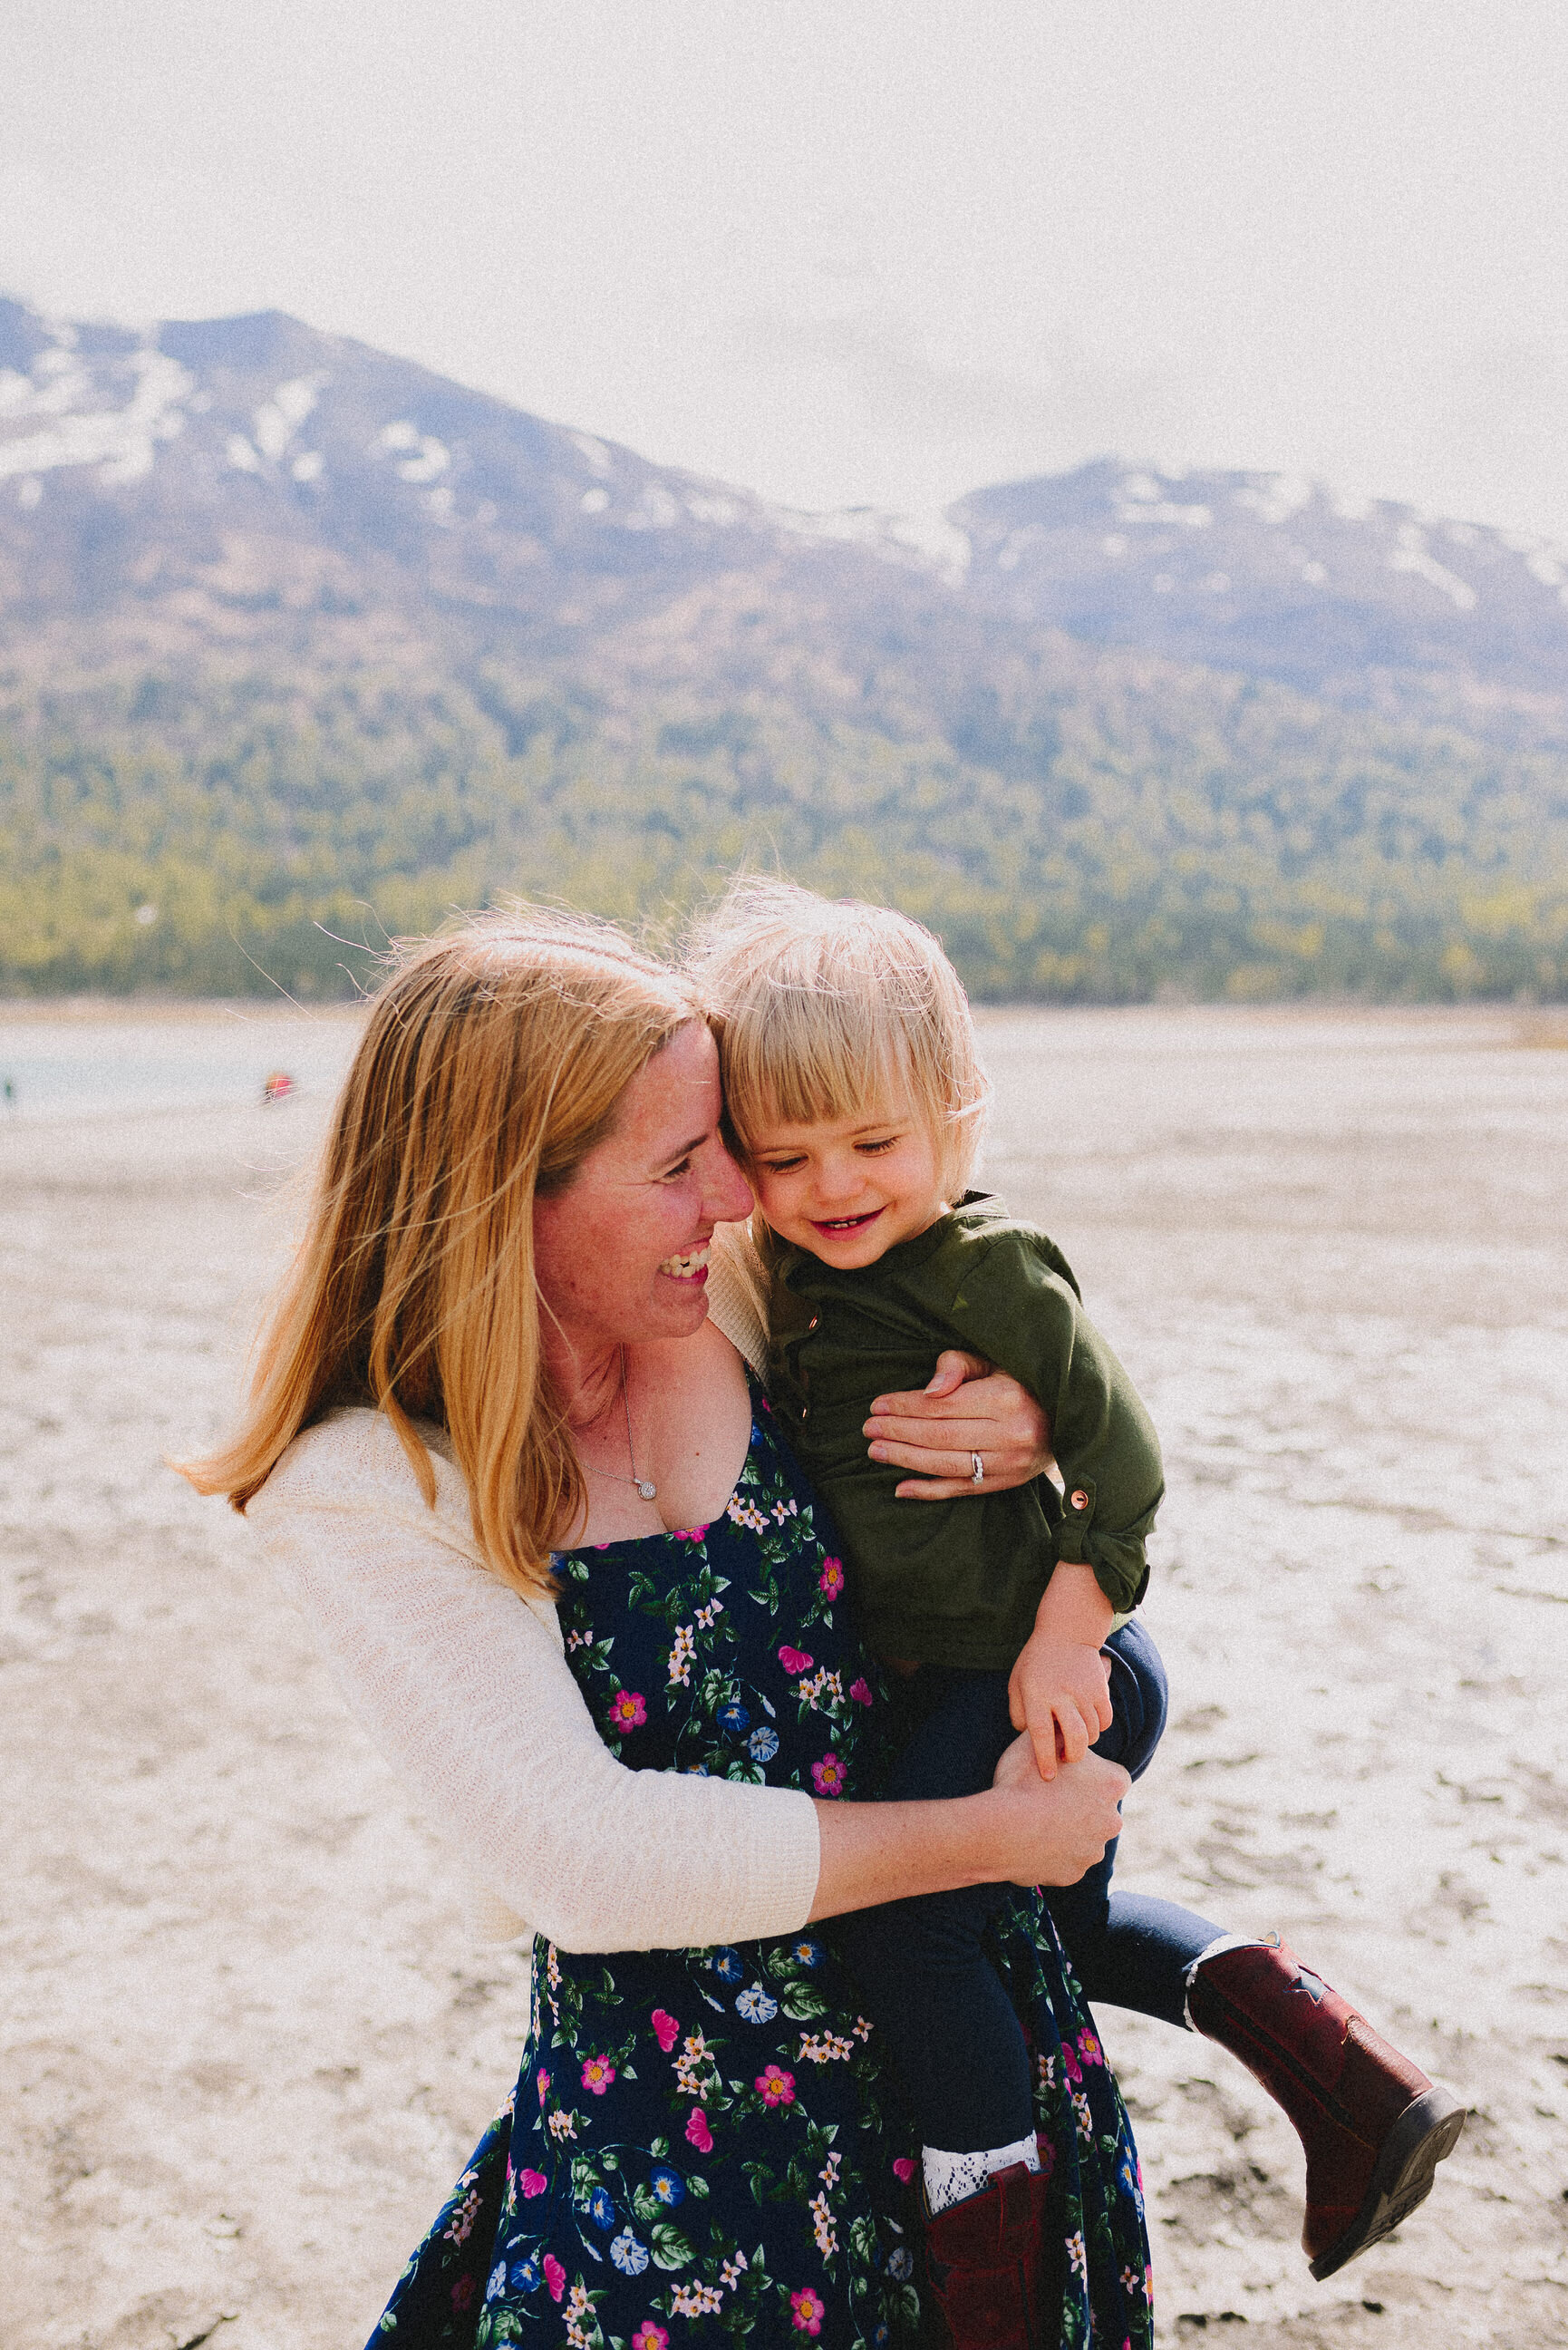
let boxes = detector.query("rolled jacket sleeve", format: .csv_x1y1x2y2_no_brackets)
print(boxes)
946,1234,1164,1615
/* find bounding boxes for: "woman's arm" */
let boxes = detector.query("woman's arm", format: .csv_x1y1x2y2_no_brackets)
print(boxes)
248,1417,1120,1956
247,1417,821,1954
808,1747,1129,1922
865,1350,1055,1499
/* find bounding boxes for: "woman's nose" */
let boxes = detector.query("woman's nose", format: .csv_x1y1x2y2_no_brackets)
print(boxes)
704,1141,755,1223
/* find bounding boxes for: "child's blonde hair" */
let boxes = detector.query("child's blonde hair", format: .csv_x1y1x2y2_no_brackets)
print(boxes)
688,879,991,1196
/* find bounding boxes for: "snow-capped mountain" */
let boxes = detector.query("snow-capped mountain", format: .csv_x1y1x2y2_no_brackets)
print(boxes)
953,462,1568,701
3,297,1568,719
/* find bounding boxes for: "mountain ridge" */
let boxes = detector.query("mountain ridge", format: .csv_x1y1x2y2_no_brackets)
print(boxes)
2,297,1566,1001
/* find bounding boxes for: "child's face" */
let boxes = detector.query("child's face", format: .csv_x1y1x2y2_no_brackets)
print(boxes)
745,1095,947,1268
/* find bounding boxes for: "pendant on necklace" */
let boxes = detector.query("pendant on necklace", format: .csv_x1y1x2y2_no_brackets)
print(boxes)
636,1478,658,1501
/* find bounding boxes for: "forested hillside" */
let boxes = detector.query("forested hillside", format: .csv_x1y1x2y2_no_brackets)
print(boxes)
3,299,1566,1000
5,629,1564,1000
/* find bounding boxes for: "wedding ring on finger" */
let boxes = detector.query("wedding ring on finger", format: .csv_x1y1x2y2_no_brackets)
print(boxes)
971,1452,984,1486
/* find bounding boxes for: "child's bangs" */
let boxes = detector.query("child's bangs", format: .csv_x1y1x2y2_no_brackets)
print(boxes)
722,982,922,1149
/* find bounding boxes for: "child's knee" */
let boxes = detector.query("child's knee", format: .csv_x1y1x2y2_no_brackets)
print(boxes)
1097,1618,1168,1782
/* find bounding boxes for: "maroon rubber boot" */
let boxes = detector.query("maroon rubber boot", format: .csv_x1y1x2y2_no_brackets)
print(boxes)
922,2161,1058,2348
1186,1937,1466,2279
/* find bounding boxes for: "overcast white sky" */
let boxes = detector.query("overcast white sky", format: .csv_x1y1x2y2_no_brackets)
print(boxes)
5,0,1568,533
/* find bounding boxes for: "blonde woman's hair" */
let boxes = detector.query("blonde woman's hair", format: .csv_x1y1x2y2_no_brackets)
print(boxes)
687,879,990,1197
179,906,697,1595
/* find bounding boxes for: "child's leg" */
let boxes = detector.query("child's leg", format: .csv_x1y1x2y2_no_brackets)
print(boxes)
830,1669,1039,2208
1041,1617,1225,2023
1050,1623,1466,2276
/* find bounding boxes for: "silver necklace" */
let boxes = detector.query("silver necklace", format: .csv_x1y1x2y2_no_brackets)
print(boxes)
590,1345,657,1501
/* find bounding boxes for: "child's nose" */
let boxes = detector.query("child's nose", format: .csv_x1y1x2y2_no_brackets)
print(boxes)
814,1156,862,1202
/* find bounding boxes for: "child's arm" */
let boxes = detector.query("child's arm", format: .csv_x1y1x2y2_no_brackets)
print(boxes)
1008,1562,1115,1779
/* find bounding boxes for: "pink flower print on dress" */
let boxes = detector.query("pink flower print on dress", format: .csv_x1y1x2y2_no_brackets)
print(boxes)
791,2286,827,2335
811,1752,847,1797
756,2064,796,2106
1077,2027,1104,2068
608,1689,647,1731
892,2156,916,2182
544,2254,566,2301
673,1525,710,1542
818,1556,845,1597
778,1646,813,1675
848,1677,874,1706
651,2007,681,2053
450,2275,476,2311
581,2054,616,2095
537,2070,550,2102
1062,2042,1083,2086
685,2106,714,2152
518,2167,547,2198
631,2326,670,2350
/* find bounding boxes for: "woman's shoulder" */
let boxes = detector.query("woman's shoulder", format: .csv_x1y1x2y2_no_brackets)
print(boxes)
247,1405,481,1555
706,1221,771,1379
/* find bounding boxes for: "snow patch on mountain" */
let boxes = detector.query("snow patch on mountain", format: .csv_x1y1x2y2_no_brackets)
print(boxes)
371,420,450,483
771,500,971,581
1389,522,1478,612
0,341,192,486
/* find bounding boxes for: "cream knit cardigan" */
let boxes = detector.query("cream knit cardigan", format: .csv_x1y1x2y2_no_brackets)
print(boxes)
247,1226,818,1953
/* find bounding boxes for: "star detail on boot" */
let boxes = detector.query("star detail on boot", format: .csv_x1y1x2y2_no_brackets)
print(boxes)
1286,1966,1329,2004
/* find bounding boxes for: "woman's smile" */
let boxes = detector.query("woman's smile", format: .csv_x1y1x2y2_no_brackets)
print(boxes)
657,1243,711,1281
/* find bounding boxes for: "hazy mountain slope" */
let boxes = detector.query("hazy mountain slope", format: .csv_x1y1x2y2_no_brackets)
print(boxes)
953,462,1568,720
2,299,1566,1000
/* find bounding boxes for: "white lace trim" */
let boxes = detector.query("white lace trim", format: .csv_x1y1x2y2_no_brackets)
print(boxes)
923,2131,1040,2215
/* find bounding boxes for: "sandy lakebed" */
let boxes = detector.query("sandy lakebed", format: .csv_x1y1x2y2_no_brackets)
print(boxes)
2,999,1565,2348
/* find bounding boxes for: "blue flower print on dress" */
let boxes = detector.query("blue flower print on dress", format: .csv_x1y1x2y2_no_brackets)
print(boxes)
366,1385,1153,2350
611,2228,650,2276
485,2260,507,2302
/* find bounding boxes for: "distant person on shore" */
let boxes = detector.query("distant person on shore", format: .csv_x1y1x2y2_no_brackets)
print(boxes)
182,910,1147,2348
3,1074,14,1114
261,1070,295,1106
688,878,1464,2287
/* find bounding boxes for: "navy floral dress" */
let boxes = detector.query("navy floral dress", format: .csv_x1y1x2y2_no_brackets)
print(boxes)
370,1389,1153,2350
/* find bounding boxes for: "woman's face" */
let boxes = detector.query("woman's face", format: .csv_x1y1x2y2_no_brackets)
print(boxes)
533,1021,753,1362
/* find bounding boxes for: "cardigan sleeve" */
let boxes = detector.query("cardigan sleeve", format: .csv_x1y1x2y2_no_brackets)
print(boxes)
246,1412,820,1954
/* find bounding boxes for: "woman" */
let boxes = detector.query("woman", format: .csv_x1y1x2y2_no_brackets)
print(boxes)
184,908,1146,2349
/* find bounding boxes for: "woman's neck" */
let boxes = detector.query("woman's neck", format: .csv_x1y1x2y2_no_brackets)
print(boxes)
546,1332,624,1432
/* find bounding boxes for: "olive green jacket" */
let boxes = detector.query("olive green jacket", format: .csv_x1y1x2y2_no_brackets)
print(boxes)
763,1195,1163,1671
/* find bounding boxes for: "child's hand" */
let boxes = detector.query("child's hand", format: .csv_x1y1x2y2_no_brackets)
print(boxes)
1008,1635,1113,1781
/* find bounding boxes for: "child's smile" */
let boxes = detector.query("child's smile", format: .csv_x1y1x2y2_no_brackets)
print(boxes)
746,1100,948,1267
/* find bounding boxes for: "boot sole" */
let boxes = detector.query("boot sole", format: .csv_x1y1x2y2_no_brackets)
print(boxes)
1308,2085,1466,2281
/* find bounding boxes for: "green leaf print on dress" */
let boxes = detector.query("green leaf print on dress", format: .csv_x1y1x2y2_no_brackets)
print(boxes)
368,1391,1153,2350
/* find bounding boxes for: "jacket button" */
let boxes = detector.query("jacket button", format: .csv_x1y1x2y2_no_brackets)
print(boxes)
808,1316,819,1330
1070,1489,1089,1511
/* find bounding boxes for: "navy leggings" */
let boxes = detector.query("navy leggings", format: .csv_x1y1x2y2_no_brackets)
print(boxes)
831,1619,1224,2154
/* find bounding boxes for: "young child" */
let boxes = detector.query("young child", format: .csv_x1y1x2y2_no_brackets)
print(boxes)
692,879,1464,2284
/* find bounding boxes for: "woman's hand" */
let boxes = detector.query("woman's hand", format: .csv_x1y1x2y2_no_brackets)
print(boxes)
987,1743,1128,1885
864,1351,1053,1499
